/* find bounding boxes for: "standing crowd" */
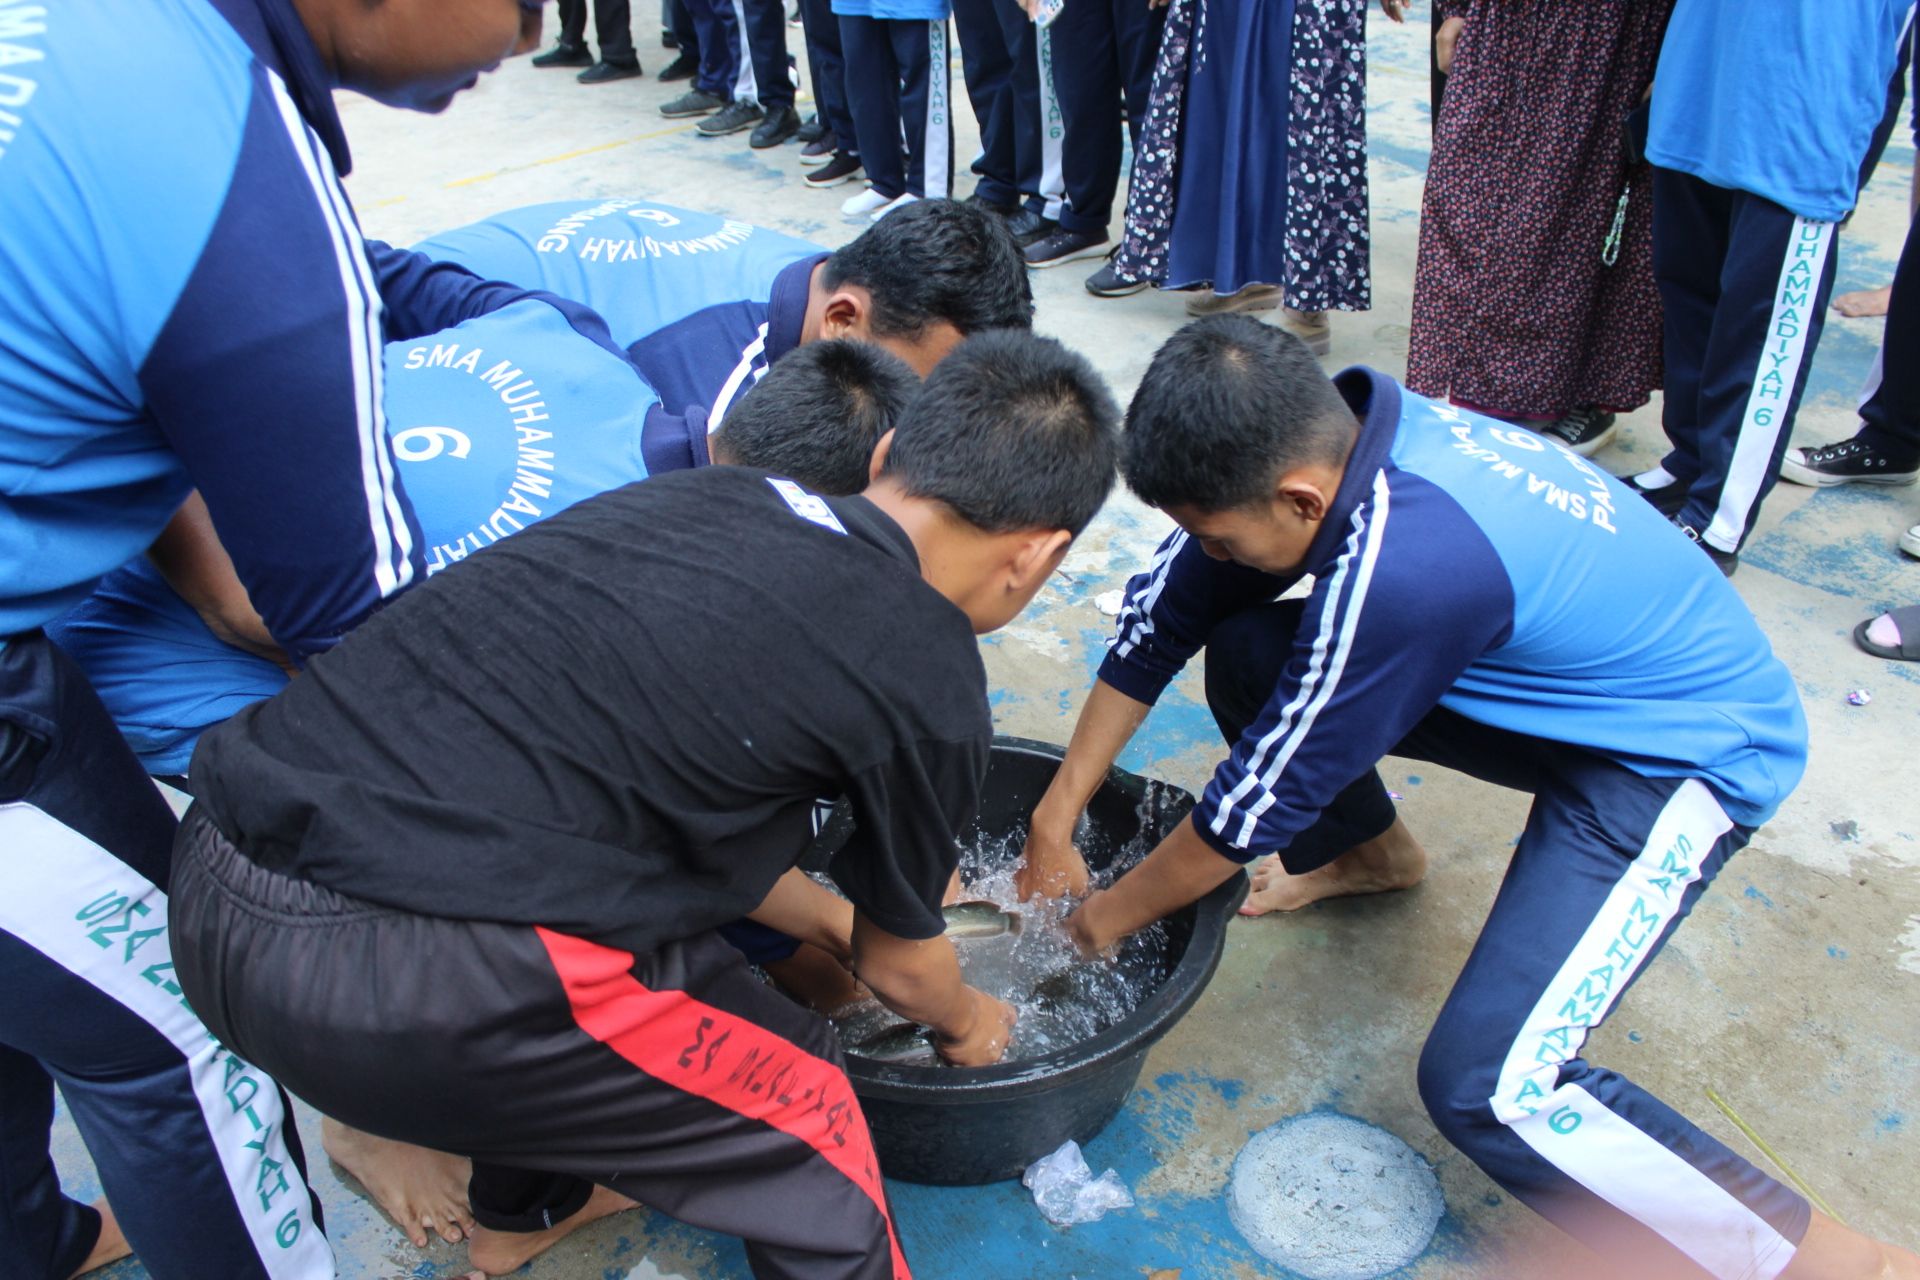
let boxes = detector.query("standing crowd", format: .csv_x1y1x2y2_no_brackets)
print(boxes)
3,2,1918,1280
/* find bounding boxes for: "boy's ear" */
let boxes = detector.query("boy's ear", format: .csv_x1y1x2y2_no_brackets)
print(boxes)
821,287,870,341
866,429,896,485
1007,528,1072,595
1277,471,1332,524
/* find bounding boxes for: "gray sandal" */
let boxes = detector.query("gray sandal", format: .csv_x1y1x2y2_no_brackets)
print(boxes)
1853,603,1920,661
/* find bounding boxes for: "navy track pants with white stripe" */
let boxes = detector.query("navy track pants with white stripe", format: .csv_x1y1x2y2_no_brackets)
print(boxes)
952,0,1062,217
838,16,954,200
1046,0,1164,235
0,634,330,1280
1652,168,1840,554
1208,603,1812,1280
799,0,858,150
734,0,796,112
675,0,745,100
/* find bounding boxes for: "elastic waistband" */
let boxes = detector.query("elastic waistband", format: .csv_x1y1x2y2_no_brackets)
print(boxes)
177,805,391,924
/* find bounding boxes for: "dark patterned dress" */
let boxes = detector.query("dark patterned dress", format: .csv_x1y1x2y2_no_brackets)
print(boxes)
1113,0,1373,310
1406,0,1674,419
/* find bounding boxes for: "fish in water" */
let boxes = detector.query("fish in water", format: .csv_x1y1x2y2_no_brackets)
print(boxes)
1028,968,1077,1011
854,1022,935,1063
943,900,1022,939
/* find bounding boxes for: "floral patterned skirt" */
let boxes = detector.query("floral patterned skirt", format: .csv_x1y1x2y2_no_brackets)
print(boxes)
1406,0,1672,418
1115,0,1372,312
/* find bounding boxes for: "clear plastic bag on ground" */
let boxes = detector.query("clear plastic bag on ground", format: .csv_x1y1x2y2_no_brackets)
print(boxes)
1021,1139,1135,1226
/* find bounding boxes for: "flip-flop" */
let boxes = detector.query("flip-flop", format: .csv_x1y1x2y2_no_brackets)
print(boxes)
1853,603,1920,661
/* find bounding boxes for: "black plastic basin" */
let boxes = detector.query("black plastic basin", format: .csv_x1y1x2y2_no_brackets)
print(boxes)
848,735,1246,1186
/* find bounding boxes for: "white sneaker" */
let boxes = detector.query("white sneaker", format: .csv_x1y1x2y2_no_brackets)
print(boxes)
840,187,892,218
1901,523,1920,559
869,192,921,223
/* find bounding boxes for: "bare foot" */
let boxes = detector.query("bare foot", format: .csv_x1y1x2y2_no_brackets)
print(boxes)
1833,285,1893,318
1238,817,1427,916
466,1183,639,1276
69,1200,131,1278
322,1116,476,1247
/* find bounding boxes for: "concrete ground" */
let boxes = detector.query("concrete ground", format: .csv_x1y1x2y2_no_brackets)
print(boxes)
57,6,1918,1278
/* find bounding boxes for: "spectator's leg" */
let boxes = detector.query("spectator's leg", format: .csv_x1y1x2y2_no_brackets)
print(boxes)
1680,190,1839,553
839,13,907,198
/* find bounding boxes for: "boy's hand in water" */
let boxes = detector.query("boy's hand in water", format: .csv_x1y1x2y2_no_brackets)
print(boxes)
933,989,1019,1066
1015,811,1092,899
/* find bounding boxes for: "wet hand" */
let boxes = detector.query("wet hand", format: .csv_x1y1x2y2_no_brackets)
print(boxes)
1064,893,1117,959
933,989,1018,1066
1014,818,1091,900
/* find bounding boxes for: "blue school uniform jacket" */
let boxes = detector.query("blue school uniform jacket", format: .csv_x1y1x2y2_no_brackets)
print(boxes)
0,0,572,657
416,199,829,423
1647,0,1910,221
48,301,674,775
1101,370,1809,863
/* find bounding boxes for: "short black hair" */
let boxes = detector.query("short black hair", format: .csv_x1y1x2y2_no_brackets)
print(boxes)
1123,315,1356,511
881,329,1119,536
711,340,920,495
823,199,1034,339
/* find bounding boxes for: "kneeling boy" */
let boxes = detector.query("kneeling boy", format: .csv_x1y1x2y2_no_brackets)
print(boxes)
1021,316,1917,1280
170,331,1118,1279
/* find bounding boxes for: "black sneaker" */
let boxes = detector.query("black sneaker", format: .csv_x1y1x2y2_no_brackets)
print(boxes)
1024,225,1112,268
1780,435,1920,487
661,88,725,117
1626,474,1689,518
531,41,592,68
1538,406,1618,457
1005,208,1057,247
799,131,838,166
804,151,864,188
662,28,679,48
657,51,698,81
577,59,643,84
750,105,802,149
964,191,1019,220
1086,252,1148,297
797,114,827,145
1672,518,1738,576
698,99,765,136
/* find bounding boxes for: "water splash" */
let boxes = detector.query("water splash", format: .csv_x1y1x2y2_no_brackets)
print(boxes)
833,823,1172,1065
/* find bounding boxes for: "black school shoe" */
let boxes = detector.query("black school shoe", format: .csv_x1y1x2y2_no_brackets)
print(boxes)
1780,435,1920,487
699,99,766,136
1626,475,1689,519
1086,252,1148,297
803,151,864,188
1538,406,1618,457
1672,518,1738,576
799,132,838,165
1024,226,1112,268
750,105,802,149
657,51,698,81
1005,208,1057,247
797,114,827,145
661,88,724,117
531,41,593,68
577,59,643,84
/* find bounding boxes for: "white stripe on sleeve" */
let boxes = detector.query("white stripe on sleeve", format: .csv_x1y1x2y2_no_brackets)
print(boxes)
1211,470,1391,849
265,72,411,598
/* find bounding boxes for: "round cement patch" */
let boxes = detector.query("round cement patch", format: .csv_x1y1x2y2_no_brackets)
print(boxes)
1227,1112,1444,1280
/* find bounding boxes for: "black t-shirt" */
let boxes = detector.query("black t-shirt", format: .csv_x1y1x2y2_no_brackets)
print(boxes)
191,467,990,952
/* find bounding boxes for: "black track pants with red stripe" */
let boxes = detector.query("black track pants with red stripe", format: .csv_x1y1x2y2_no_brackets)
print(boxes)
169,808,910,1280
